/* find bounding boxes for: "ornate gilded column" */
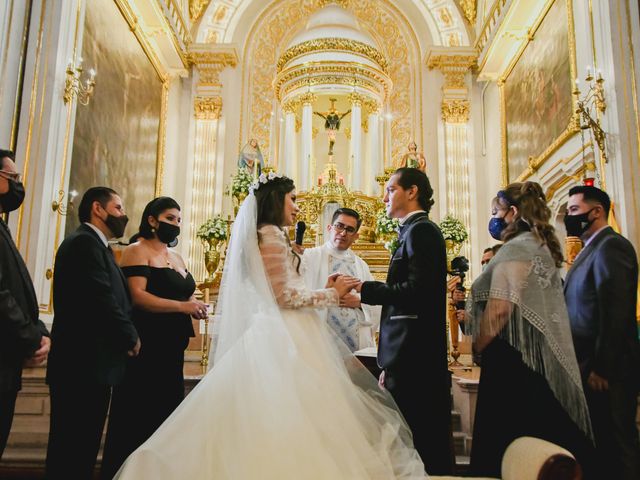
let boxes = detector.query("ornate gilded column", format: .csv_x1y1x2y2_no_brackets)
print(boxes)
300,93,316,191
283,101,297,181
187,45,237,281
427,48,476,268
365,100,381,196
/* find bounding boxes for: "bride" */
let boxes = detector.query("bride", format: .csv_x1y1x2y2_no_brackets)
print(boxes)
114,173,426,479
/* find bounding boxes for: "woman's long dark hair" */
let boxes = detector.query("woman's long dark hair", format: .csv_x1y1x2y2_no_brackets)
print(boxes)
254,176,301,272
495,181,564,267
135,196,181,241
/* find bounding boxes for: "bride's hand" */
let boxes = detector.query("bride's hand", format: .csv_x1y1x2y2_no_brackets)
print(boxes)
325,272,341,288
333,275,361,297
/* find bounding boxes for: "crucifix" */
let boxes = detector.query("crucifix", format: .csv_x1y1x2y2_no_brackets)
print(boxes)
314,98,351,155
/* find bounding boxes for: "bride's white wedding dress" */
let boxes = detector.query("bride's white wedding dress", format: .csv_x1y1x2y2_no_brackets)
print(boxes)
114,195,425,479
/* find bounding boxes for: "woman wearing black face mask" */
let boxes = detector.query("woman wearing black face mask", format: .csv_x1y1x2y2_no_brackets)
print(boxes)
101,197,207,479
467,182,596,478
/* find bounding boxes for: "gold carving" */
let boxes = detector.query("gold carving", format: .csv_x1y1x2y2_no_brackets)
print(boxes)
189,0,212,22
457,0,477,25
298,92,317,104
427,54,477,89
213,5,228,23
194,96,222,119
242,0,417,168
441,99,470,123
274,61,391,101
348,92,367,106
476,0,508,53
187,49,238,86
282,98,300,113
344,126,351,140
437,7,454,27
277,38,389,72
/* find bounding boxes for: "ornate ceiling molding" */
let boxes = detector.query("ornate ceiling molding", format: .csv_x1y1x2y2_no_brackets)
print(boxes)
277,38,389,73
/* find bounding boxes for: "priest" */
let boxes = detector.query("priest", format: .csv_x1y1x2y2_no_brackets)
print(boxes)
302,208,380,352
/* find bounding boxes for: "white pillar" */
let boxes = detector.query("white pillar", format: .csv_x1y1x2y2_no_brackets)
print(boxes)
367,110,380,196
284,109,296,180
349,94,363,191
300,101,313,191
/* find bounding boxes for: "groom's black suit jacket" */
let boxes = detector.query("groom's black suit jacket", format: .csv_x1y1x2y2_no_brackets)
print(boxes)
46,224,138,386
361,211,448,375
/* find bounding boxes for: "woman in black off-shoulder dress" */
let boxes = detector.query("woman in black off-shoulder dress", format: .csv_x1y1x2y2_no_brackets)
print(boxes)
101,197,208,480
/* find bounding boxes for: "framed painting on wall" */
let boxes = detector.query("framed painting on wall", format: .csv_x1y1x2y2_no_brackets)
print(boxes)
500,0,579,184
65,0,168,240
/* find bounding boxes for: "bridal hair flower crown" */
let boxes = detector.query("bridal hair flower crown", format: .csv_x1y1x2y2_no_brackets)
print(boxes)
249,171,284,195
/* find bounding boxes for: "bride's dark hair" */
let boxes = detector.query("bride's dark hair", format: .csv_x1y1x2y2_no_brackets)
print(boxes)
255,175,301,272
255,176,295,227
495,181,564,267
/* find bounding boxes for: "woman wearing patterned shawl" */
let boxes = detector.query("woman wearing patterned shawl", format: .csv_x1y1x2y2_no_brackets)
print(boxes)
467,181,595,477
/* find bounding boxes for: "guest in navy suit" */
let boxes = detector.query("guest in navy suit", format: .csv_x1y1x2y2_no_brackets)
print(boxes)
564,185,640,480
46,187,140,480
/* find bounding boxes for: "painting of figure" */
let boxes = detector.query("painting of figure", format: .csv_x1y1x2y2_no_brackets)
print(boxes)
503,0,575,182
66,0,163,240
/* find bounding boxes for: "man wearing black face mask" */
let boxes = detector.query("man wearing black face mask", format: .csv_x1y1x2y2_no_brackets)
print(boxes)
0,150,50,461
46,187,140,479
564,185,640,480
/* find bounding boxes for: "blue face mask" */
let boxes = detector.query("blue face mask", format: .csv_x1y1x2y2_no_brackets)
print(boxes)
488,217,506,240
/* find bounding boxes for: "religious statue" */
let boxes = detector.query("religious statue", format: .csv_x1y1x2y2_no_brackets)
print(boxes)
399,141,426,171
314,98,350,155
237,138,264,179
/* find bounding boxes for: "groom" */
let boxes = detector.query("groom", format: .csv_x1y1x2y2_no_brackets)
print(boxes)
356,168,453,474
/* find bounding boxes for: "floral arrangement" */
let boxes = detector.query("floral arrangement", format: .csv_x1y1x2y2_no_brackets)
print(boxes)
439,215,468,243
375,210,400,253
197,216,228,242
375,210,400,236
228,168,253,197
248,170,284,195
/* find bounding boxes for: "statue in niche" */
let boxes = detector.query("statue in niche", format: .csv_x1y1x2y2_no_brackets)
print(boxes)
314,98,351,155
238,138,264,179
399,141,426,171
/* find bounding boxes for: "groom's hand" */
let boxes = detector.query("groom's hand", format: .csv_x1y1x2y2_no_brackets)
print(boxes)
325,272,341,288
339,292,361,308
354,281,363,293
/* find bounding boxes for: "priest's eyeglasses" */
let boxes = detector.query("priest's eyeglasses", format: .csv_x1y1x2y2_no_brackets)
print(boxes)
332,222,357,235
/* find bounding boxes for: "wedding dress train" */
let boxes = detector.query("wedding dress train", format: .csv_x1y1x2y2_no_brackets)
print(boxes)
114,196,426,479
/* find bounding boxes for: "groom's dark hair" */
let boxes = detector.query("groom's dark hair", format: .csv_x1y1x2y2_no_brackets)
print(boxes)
393,167,434,214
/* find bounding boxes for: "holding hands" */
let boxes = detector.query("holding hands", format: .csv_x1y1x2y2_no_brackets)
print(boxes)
326,272,362,298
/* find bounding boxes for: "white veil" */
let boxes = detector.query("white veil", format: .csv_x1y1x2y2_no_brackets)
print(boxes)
211,193,279,362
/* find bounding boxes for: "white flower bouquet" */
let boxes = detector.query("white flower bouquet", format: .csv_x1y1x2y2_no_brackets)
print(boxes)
197,216,228,242
439,215,468,243
228,169,253,197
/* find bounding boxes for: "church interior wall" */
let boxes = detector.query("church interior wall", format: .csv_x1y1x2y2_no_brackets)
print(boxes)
0,0,638,312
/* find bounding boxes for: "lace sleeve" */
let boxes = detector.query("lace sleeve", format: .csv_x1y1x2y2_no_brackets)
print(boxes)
258,225,338,309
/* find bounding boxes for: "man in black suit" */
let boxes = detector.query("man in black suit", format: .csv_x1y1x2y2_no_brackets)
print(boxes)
45,187,140,479
564,185,640,480
0,150,50,460
356,168,453,474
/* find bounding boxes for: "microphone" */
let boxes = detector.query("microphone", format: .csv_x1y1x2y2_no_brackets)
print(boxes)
294,221,306,245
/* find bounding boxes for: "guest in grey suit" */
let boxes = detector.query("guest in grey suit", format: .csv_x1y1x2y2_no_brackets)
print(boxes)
564,185,640,480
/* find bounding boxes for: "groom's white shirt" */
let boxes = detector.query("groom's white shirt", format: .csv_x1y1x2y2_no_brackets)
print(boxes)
302,242,381,350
